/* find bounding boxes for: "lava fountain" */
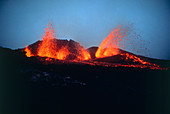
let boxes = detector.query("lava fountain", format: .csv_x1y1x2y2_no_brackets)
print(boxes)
24,22,166,70
95,25,127,58
37,22,69,60
25,22,91,61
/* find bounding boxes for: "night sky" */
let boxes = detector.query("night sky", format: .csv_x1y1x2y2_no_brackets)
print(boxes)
0,0,170,59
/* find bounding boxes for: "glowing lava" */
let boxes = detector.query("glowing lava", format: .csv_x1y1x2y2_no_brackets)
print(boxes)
25,46,33,57
77,46,91,60
37,22,69,60
24,22,166,70
95,25,127,58
25,21,91,61
94,25,162,69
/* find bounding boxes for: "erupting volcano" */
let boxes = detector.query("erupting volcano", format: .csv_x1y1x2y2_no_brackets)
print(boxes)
95,25,126,58
37,22,69,60
2,22,170,114
25,22,91,61
24,22,168,70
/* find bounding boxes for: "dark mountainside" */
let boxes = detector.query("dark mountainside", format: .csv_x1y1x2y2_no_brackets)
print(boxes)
0,39,170,114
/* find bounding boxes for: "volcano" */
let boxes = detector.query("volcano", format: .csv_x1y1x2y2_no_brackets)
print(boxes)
25,39,91,60
1,22,170,114
23,22,167,70
24,22,90,61
23,40,167,70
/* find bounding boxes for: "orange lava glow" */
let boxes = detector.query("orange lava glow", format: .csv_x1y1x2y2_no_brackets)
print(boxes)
95,25,127,58
25,46,33,57
77,46,91,60
24,22,167,70
81,49,91,60
25,21,91,61
37,22,69,60
121,53,160,67
122,53,148,65
94,25,163,69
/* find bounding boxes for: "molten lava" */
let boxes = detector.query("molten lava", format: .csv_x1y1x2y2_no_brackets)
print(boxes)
56,47,69,60
77,46,91,60
94,25,163,69
95,25,127,58
25,46,33,57
24,22,166,70
37,22,69,60
25,21,91,61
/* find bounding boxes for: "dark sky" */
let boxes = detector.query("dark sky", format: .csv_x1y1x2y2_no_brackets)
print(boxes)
0,0,170,59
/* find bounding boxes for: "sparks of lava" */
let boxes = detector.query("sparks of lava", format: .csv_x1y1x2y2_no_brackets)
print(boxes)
24,22,164,70
95,25,127,58
25,21,91,61
95,25,161,69
25,46,33,57
37,22,69,60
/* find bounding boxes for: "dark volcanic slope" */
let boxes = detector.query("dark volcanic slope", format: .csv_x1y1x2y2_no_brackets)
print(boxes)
1,46,170,114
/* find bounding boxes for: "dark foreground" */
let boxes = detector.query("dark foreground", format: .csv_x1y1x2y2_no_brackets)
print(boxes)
0,47,170,114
